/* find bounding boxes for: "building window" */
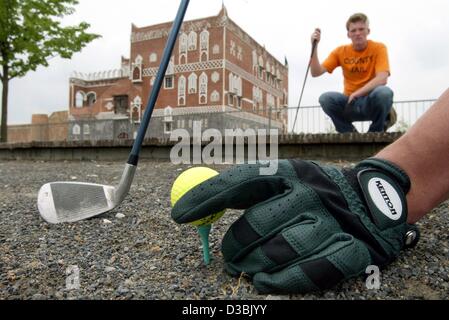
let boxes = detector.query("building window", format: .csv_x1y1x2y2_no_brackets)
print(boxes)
166,57,175,75
258,67,263,79
188,73,197,94
234,96,242,109
132,66,141,81
237,46,243,60
179,54,187,65
188,31,197,51
252,50,258,71
213,44,220,55
165,76,174,89
180,33,188,54
200,30,209,51
227,93,234,106
229,73,242,96
75,91,85,108
230,40,236,56
164,122,173,134
72,124,81,135
178,76,186,106
131,96,142,123
114,95,129,115
199,72,208,104
132,55,143,82
86,92,96,106
164,106,173,134
200,30,209,61
83,124,90,135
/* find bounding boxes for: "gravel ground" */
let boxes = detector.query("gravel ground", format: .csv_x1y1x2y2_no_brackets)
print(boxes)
0,160,448,300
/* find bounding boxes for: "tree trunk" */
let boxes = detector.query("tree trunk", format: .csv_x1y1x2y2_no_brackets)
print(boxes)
1,66,8,143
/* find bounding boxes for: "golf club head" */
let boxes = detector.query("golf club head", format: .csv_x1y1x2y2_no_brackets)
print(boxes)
37,181,117,224
36,0,189,223
37,164,136,224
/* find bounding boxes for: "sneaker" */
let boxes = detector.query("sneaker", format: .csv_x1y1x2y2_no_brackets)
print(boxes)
384,107,397,131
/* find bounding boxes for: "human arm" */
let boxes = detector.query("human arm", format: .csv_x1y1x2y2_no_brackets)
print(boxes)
170,89,449,294
376,87,449,223
348,71,389,103
310,28,328,77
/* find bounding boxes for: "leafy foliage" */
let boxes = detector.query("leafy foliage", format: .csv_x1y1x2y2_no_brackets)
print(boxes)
0,0,100,80
0,0,100,141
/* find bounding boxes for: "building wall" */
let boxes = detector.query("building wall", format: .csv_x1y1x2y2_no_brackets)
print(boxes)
48,111,69,141
7,111,68,143
67,7,289,141
8,125,32,143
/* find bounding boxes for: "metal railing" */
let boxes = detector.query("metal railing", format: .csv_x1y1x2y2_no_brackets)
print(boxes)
287,99,437,134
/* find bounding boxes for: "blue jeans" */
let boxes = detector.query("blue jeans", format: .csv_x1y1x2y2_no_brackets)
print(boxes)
319,86,394,133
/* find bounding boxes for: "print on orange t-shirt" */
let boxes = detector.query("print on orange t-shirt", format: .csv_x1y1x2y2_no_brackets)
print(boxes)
322,40,390,96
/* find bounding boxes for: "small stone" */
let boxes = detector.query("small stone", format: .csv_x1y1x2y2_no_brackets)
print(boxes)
115,213,126,219
105,267,116,273
116,286,129,295
103,219,112,224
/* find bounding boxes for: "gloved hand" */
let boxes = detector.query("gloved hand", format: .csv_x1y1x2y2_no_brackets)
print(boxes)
171,158,419,294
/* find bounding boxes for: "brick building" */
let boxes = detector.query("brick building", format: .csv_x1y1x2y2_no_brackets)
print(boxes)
68,6,289,141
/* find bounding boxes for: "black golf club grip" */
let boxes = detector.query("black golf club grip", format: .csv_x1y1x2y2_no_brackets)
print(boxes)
128,0,190,166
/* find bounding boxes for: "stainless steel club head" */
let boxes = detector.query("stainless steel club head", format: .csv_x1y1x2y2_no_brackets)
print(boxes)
36,0,189,224
37,164,136,223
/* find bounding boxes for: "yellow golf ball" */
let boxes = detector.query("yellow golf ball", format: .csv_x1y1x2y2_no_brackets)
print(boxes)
171,167,225,227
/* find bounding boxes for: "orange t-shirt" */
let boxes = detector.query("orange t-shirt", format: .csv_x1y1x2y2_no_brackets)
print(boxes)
322,40,390,96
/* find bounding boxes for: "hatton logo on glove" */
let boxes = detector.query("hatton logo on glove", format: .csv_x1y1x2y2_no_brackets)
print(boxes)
368,177,403,221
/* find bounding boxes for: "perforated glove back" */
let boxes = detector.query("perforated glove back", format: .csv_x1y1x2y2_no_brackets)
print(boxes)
171,158,419,294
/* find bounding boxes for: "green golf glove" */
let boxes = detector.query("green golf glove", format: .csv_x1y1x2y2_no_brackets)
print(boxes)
171,158,419,294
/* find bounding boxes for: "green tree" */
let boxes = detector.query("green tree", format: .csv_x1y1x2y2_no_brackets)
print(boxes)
0,0,100,142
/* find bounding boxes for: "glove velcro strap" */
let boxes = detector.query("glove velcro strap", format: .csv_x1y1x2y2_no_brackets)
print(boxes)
357,168,408,230
356,158,411,194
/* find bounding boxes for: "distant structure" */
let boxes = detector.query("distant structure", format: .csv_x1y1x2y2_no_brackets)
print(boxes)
7,111,68,143
68,6,289,141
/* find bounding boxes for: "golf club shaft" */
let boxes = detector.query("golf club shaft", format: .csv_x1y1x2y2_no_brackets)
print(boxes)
291,40,317,133
128,0,190,166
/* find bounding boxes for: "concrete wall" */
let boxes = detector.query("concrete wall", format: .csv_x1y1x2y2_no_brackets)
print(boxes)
0,132,403,162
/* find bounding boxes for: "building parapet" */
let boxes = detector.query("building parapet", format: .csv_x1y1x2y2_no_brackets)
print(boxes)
70,68,130,83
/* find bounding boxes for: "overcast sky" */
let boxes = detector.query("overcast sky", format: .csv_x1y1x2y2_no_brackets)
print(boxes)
5,0,449,124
